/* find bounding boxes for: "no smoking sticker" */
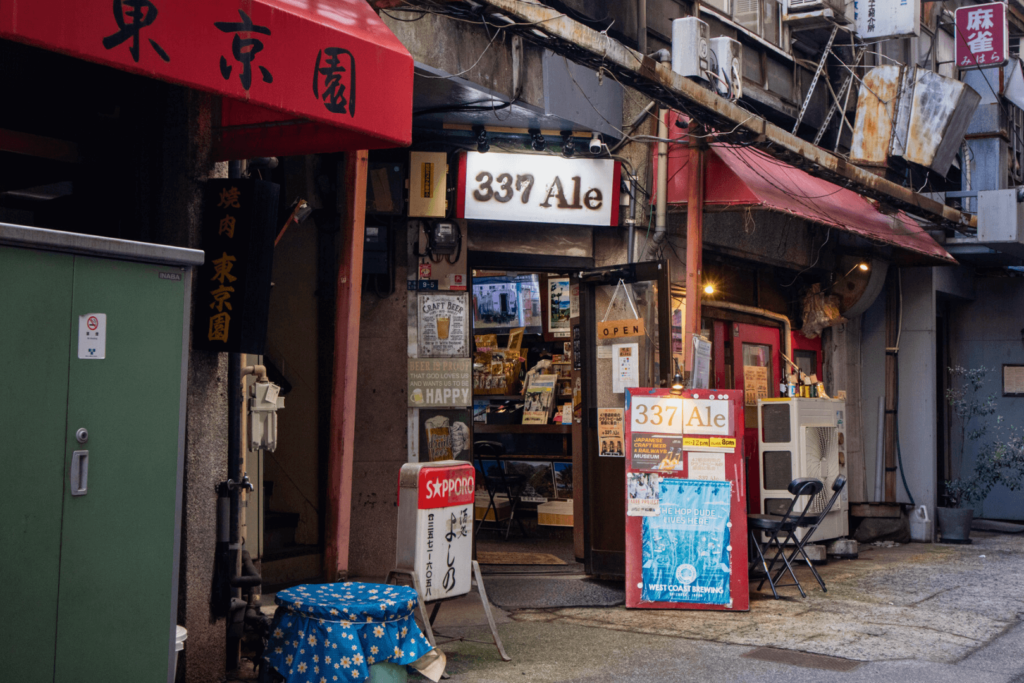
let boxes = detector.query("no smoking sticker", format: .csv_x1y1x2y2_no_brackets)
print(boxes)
78,313,107,360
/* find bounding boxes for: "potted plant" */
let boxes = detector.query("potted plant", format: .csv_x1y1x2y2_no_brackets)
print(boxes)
941,366,1024,542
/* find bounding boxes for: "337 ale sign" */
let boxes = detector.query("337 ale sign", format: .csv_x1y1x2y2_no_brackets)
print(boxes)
193,178,279,354
457,151,619,226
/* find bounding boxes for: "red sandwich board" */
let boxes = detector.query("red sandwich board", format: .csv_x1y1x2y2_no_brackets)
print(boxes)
624,387,749,611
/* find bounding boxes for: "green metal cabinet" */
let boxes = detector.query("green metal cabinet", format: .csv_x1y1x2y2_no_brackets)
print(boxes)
0,224,203,683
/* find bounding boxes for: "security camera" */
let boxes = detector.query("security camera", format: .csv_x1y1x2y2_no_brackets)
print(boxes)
589,132,603,154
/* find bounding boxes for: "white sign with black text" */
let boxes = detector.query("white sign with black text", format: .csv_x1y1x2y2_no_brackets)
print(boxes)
461,152,618,226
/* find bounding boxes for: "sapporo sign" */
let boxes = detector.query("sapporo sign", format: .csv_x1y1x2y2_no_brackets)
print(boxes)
457,152,619,226
409,358,473,408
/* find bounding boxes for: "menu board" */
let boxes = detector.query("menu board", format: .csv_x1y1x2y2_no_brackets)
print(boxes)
419,293,469,357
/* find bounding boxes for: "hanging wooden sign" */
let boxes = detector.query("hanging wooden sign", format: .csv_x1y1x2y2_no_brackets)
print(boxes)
597,318,645,340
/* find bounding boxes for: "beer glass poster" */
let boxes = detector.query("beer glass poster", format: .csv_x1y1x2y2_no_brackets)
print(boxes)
418,409,472,462
641,479,731,606
418,293,468,357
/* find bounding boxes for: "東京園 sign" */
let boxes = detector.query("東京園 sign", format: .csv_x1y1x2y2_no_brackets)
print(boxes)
458,152,619,226
955,2,1008,69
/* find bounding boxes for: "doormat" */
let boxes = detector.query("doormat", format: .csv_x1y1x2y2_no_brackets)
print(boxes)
740,647,862,672
477,551,567,565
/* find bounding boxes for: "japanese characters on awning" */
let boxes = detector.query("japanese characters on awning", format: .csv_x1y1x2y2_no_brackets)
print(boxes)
0,0,413,159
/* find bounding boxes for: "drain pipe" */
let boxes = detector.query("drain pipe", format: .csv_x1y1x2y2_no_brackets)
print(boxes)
702,300,793,364
626,172,638,263
644,49,672,260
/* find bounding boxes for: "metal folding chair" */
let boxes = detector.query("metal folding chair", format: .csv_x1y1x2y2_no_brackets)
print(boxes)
768,475,848,594
747,478,822,599
474,440,528,540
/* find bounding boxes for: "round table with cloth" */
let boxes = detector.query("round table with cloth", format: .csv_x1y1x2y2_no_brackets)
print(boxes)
265,582,435,683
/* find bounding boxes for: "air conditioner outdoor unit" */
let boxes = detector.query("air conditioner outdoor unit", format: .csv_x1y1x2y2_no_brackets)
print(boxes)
709,37,743,100
758,398,849,542
671,17,710,80
786,0,845,15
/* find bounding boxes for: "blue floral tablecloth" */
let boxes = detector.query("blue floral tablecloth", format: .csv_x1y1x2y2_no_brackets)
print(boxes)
265,582,434,683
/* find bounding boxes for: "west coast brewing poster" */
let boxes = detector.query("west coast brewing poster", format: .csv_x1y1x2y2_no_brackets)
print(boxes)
419,293,469,357
641,479,731,605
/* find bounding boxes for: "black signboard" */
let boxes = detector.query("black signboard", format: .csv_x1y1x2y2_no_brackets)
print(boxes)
573,325,582,370
193,178,279,354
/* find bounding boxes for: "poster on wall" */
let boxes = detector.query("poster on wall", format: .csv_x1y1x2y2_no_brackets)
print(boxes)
598,408,625,457
743,365,769,406
548,278,571,338
627,472,661,516
408,357,473,407
613,342,640,393
418,293,469,357
418,409,472,462
631,434,684,471
641,479,732,605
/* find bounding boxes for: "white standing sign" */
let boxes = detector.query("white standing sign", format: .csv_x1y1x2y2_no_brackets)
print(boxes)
461,152,618,226
854,0,920,41
396,462,475,602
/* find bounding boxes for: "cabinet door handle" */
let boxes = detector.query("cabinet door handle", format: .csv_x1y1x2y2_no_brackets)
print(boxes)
70,450,89,496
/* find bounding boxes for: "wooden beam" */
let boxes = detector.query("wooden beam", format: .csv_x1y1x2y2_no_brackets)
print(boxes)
325,150,368,582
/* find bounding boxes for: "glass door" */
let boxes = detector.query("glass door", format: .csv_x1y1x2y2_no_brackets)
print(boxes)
576,261,671,578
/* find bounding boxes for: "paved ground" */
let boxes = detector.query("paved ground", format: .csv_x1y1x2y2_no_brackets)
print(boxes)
425,532,1024,682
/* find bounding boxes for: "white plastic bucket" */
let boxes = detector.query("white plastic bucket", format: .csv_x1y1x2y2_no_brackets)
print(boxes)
910,505,933,542
174,626,187,680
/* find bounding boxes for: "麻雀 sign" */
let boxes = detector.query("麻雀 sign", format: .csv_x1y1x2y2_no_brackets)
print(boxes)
458,152,619,226
955,2,1008,69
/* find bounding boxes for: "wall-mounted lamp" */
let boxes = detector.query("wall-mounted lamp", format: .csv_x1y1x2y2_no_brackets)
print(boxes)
561,131,575,158
671,359,685,394
844,261,870,277
703,283,715,295
474,126,490,154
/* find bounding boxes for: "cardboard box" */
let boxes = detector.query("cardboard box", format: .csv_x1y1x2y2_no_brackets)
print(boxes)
475,492,511,521
537,500,573,527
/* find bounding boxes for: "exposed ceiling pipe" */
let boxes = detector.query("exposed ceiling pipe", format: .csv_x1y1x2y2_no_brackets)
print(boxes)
702,300,794,368
648,51,672,260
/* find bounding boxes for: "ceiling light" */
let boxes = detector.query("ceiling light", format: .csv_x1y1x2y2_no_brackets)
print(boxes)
703,284,715,295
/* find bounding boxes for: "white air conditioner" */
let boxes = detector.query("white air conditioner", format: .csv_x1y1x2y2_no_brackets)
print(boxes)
671,17,710,80
758,398,849,542
709,37,743,100
786,0,845,15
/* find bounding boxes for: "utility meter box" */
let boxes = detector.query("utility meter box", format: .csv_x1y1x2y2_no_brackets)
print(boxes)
396,461,476,602
249,381,285,452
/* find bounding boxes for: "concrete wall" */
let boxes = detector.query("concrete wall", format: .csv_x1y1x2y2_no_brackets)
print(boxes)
898,268,938,509
948,276,1024,520
860,280,887,503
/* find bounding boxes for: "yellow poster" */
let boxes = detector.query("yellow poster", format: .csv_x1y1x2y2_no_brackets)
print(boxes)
744,365,769,406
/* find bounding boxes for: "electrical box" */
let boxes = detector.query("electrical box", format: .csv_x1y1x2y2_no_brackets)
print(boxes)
709,37,743,100
364,225,389,275
670,17,710,80
409,151,448,218
249,381,285,452
786,0,844,15
757,398,849,542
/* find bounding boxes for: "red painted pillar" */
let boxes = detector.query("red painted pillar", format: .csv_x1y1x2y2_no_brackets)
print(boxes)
325,150,368,581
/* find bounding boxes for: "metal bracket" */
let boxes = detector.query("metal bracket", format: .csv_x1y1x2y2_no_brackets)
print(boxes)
814,46,866,148
792,25,839,135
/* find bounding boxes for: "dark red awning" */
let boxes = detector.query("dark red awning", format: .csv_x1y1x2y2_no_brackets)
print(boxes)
663,130,956,265
0,1,413,159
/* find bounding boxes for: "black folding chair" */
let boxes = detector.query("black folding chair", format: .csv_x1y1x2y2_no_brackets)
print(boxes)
748,478,822,599
769,475,848,594
474,440,528,540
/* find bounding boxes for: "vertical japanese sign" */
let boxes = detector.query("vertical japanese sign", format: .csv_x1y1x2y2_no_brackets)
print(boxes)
193,179,279,354
641,479,732,605
955,2,1008,69
414,464,475,601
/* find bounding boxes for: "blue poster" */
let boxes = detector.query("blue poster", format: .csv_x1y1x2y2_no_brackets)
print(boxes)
641,478,732,605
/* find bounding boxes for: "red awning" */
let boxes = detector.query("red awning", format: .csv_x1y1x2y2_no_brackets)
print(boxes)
0,1,413,160
664,137,956,265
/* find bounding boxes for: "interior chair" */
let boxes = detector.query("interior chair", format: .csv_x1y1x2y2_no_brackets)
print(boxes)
474,440,528,540
747,478,823,599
